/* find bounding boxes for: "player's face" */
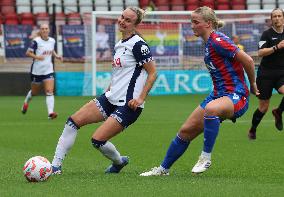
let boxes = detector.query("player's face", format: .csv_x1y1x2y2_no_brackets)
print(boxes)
190,13,210,37
271,10,284,28
118,8,138,34
39,25,50,39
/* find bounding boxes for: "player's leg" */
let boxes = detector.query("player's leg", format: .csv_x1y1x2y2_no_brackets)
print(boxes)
248,76,273,139
272,78,284,131
91,118,127,173
249,99,269,139
42,74,57,119
22,75,41,114
192,95,237,174
51,99,105,174
140,106,204,176
91,105,142,173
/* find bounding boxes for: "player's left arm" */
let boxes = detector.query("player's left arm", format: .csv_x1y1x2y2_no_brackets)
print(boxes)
52,50,63,61
128,61,157,111
234,50,259,96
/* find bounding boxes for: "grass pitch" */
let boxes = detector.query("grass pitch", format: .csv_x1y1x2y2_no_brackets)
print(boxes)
1,95,284,197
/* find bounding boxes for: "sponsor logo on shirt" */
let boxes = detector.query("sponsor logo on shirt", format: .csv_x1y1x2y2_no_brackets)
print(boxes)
112,57,122,67
205,47,209,56
233,93,239,100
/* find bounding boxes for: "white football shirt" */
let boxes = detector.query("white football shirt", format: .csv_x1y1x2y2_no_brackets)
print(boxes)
27,37,55,75
105,34,154,108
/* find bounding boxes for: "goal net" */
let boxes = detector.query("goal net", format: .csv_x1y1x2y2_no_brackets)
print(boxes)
87,10,270,96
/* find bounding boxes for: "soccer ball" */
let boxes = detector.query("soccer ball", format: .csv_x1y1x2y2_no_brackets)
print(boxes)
23,156,52,182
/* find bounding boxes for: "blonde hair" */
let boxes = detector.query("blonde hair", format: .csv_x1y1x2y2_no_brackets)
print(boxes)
128,7,146,25
193,6,225,30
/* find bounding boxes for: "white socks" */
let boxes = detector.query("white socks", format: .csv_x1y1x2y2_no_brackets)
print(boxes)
46,94,54,114
98,141,123,165
201,151,211,160
24,90,32,103
52,123,78,167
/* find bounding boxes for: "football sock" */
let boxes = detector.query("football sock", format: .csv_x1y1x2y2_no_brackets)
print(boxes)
46,93,54,114
203,116,220,153
92,139,123,165
52,117,79,167
251,108,265,129
201,151,211,160
161,134,190,169
24,90,32,103
278,97,284,113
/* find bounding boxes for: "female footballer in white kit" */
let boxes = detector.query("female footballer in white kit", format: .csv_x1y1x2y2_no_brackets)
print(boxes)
51,7,157,174
21,23,63,119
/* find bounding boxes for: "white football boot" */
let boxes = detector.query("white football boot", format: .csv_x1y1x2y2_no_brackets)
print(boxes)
191,155,211,174
140,166,169,176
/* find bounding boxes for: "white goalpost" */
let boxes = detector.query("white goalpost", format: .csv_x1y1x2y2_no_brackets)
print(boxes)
90,10,271,96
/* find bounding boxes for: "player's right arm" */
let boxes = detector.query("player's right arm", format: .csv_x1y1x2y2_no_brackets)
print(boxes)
26,40,44,61
235,50,259,96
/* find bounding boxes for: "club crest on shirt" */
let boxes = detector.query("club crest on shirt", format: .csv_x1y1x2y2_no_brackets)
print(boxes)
141,45,149,55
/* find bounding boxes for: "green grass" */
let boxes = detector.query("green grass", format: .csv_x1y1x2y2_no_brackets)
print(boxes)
1,95,284,197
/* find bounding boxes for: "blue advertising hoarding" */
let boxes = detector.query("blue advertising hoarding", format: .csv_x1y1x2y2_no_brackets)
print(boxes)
56,70,213,96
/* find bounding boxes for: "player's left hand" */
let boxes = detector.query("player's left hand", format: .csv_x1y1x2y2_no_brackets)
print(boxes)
277,40,284,50
128,98,143,111
250,82,260,97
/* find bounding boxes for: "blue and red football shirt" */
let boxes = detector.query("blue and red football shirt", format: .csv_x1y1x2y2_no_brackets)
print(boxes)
204,31,249,97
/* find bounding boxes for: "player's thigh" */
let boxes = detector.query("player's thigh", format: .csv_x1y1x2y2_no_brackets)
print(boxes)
92,117,124,141
31,83,42,95
43,79,54,94
205,96,234,119
71,100,105,127
179,106,205,140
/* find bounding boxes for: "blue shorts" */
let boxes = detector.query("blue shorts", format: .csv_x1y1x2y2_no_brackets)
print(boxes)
94,94,143,128
30,73,54,84
200,92,249,119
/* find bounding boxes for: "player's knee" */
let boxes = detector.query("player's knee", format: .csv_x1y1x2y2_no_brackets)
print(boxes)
259,104,269,113
46,92,54,96
204,105,219,116
91,138,106,149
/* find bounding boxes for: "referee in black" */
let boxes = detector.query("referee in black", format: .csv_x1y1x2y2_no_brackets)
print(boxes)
248,8,284,140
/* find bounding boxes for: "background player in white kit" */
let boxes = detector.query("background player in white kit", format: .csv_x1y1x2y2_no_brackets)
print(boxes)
21,23,63,119
51,7,157,174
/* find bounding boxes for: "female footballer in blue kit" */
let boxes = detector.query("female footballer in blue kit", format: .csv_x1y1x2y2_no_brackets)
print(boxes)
51,7,157,174
140,6,259,176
